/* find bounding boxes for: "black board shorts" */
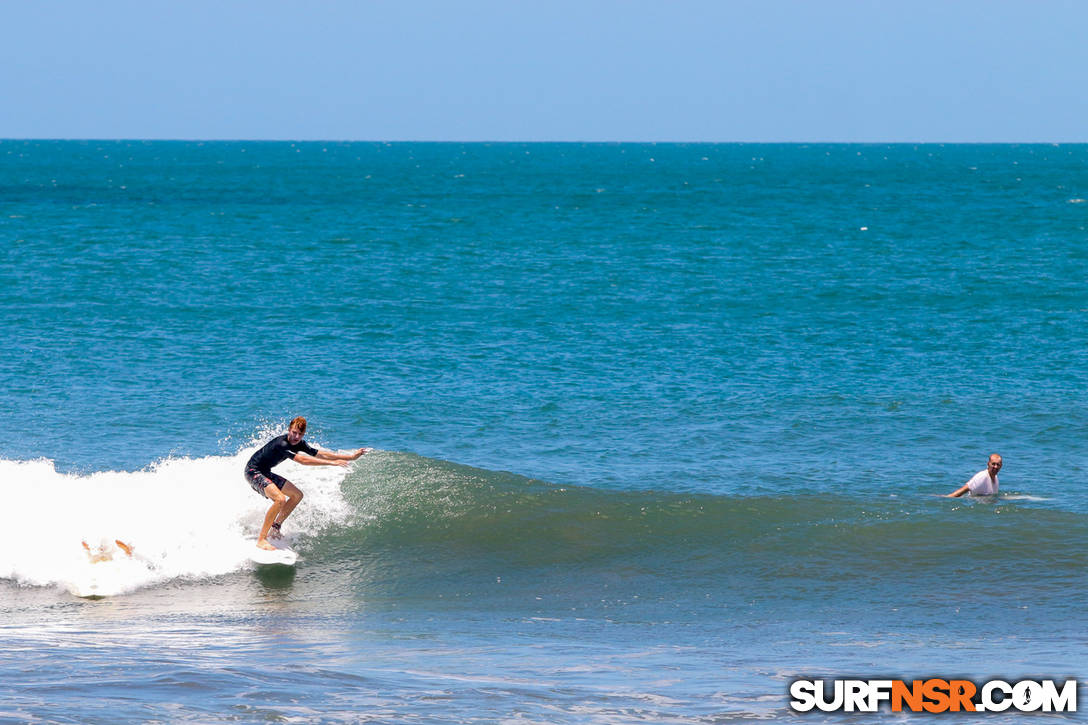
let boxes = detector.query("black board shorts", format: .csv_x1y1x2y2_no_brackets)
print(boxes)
245,467,289,497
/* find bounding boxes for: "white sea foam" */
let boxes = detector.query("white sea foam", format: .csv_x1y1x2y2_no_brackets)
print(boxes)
0,446,352,596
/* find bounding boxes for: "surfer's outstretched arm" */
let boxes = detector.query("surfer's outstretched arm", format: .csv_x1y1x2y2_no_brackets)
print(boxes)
946,484,970,498
316,447,370,462
292,452,350,468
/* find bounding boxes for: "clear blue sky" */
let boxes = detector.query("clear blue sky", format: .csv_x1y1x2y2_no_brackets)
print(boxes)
2,0,1085,141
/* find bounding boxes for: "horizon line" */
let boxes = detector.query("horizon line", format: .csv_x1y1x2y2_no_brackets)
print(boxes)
2,137,1087,145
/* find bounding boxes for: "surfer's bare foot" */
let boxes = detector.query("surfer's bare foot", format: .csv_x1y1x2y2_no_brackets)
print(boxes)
256,539,277,551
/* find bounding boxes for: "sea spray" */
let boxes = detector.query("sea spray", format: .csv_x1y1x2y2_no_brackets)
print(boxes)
0,446,353,594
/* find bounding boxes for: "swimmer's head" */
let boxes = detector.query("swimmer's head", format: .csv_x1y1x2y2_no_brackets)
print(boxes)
988,454,1002,473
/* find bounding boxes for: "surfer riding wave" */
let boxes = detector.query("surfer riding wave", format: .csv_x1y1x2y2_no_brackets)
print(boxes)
245,416,369,550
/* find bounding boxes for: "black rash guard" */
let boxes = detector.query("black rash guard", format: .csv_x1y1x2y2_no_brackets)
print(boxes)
246,434,319,474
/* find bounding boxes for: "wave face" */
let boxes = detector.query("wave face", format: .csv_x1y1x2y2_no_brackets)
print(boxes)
4,450,1084,619
319,454,1087,618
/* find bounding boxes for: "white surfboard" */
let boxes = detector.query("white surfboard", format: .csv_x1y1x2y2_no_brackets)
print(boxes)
247,544,298,566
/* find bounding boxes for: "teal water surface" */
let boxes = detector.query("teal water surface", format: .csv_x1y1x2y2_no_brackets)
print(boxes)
1,142,1085,722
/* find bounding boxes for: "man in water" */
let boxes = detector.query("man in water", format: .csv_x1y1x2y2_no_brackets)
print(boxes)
946,453,1002,497
245,416,369,550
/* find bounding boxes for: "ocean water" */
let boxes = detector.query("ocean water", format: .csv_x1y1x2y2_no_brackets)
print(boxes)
1,141,1085,722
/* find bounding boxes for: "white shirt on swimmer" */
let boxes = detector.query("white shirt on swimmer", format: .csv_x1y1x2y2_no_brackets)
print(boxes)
965,469,999,495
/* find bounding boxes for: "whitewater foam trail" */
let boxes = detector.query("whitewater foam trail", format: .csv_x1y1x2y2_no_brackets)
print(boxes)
0,447,353,596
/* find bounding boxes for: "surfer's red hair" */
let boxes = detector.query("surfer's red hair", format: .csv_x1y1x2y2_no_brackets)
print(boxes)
289,416,307,433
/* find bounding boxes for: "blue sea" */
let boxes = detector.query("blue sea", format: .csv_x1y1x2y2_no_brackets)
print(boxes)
1,141,1085,722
